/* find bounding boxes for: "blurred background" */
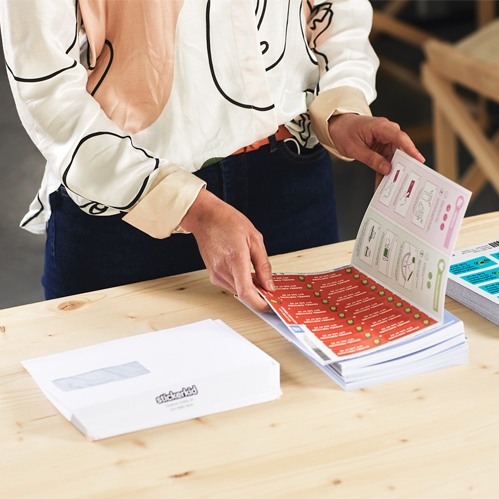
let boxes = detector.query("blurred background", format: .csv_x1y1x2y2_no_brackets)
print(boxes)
1,0,498,309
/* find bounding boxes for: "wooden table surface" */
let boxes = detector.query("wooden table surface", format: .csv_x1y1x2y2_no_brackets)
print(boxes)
1,212,499,499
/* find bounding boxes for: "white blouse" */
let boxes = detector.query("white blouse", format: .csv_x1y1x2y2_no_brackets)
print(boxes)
0,0,378,238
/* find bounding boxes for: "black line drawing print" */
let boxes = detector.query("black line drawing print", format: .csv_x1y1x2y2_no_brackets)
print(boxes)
255,0,267,57
308,2,333,71
254,0,292,71
62,132,159,211
205,0,274,112
20,194,44,227
66,0,80,55
90,40,114,96
79,201,109,215
299,1,318,66
263,0,292,71
6,61,77,83
86,40,95,70
289,113,312,146
255,0,267,30
5,2,79,82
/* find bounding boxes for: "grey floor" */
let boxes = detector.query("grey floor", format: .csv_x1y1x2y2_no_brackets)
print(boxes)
1,2,499,309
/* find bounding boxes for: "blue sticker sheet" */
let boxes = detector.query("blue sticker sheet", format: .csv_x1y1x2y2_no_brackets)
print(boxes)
450,257,497,275
479,281,499,296
491,252,499,261
459,267,499,285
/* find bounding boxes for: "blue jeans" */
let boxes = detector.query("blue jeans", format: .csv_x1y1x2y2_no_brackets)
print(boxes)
43,137,339,299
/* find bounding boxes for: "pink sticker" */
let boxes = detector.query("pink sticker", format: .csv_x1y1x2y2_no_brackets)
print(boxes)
444,197,464,248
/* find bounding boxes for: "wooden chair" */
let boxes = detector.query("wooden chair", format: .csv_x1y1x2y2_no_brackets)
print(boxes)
371,0,497,146
422,18,499,202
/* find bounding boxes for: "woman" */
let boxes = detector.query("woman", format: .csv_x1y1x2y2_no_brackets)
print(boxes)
0,0,424,311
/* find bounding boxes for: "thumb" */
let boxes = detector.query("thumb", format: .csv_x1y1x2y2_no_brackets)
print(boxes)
356,144,391,177
251,242,275,293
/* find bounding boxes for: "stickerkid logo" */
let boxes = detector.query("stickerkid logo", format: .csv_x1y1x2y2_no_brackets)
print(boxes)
156,385,198,404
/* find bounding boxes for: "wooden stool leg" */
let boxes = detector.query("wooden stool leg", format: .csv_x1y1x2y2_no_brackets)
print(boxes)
476,0,497,28
461,131,499,201
475,0,496,130
476,96,490,131
461,164,487,202
433,103,458,181
423,64,499,196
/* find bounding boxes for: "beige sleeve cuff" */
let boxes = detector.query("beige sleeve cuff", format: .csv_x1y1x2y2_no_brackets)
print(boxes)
309,86,372,161
123,165,206,239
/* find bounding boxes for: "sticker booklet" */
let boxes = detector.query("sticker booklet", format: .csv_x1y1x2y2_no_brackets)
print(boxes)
255,150,471,364
447,239,499,327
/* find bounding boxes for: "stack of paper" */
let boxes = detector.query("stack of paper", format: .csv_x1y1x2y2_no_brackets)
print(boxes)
447,239,499,326
253,306,466,390
22,319,281,440
246,150,471,390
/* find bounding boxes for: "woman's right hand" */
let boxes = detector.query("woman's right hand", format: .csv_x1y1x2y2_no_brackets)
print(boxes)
180,189,275,312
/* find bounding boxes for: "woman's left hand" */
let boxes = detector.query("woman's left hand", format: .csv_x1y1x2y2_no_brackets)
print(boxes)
328,114,425,190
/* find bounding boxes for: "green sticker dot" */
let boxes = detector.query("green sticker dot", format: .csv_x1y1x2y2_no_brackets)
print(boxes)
387,296,394,302
322,299,329,305
414,313,421,319
370,285,377,291
330,306,337,312
396,302,403,307
339,313,345,319
354,274,360,279
423,319,430,325
405,307,411,313
379,290,385,296
362,279,368,285
364,332,371,338
427,282,431,289
373,339,380,345
346,268,352,273
298,276,305,281
428,272,433,279
347,319,354,325
356,326,363,332
314,291,320,297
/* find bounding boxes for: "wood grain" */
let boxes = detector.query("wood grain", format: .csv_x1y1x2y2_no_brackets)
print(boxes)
1,213,499,499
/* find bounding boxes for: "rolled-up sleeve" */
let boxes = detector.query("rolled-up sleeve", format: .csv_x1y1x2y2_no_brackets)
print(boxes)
307,0,379,159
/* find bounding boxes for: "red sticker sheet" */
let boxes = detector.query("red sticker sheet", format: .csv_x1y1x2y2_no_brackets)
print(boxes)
256,266,436,359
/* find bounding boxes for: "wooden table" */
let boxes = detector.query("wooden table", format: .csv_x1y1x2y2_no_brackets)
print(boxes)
1,212,499,499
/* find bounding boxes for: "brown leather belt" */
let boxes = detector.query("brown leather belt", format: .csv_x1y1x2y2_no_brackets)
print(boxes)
232,125,293,155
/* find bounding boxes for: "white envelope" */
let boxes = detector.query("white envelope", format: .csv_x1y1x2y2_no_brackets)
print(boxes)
22,319,281,440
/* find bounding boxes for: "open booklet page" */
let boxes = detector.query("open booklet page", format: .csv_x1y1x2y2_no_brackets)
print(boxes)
255,150,471,364
353,149,471,321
